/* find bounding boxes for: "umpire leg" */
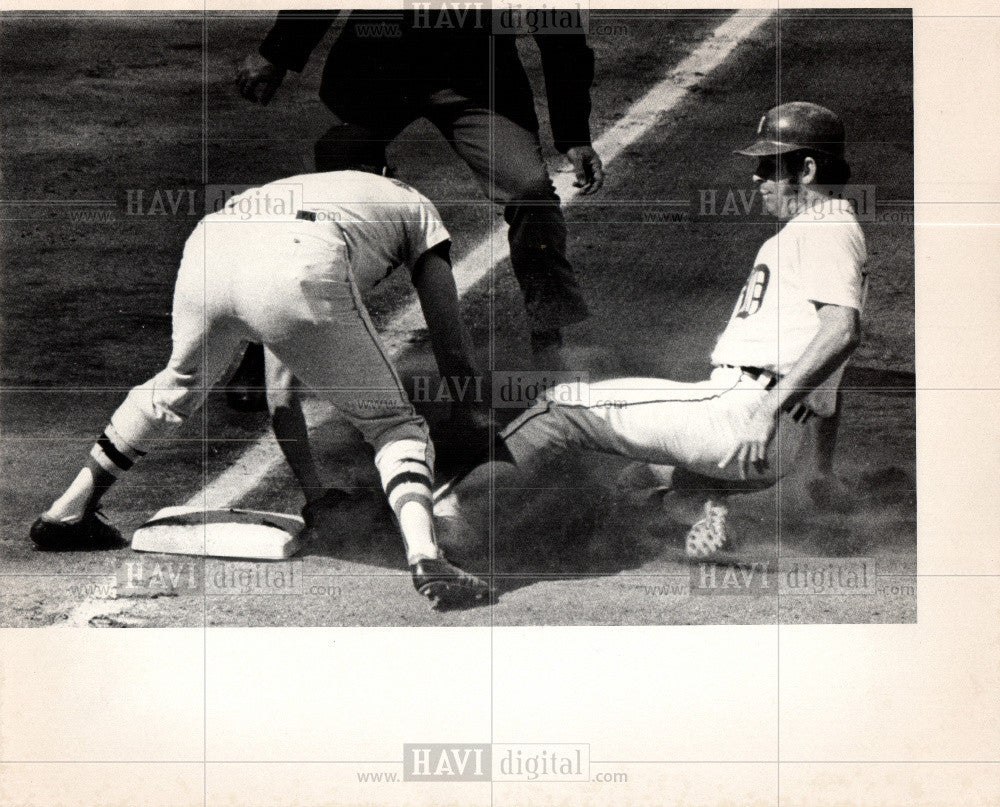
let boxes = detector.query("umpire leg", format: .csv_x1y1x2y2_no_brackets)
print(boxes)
427,96,589,352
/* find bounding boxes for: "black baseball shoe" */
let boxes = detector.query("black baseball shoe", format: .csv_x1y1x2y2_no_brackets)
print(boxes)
410,555,491,609
30,509,126,552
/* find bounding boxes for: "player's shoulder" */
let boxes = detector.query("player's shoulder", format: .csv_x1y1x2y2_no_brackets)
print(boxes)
352,172,437,208
787,198,859,225
787,200,866,243
290,171,440,217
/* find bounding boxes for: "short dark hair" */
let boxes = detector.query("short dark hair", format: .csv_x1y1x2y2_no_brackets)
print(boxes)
781,149,851,186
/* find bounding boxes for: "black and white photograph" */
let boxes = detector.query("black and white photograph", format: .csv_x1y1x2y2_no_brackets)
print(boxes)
3,2,997,805
1,6,915,627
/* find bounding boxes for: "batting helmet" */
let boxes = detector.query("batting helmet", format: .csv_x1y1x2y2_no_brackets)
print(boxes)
737,102,846,158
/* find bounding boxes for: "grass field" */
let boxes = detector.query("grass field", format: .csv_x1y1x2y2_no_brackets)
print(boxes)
0,10,916,627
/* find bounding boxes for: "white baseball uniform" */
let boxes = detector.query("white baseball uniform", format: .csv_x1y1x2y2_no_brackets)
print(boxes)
503,198,867,484
104,171,450,503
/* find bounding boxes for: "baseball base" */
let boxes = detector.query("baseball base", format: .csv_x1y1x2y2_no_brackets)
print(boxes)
131,506,303,559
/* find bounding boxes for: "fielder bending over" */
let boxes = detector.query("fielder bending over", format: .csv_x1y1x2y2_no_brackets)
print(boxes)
31,171,490,608
439,102,867,557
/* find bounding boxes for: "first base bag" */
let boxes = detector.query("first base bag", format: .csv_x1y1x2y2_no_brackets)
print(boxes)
131,506,304,559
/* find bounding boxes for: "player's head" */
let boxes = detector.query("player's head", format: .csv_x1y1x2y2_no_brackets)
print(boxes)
737,102,851,219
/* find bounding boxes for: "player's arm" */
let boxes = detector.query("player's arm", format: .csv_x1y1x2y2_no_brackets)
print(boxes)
721,303,860,479
765,303,860,413
410,242,479,400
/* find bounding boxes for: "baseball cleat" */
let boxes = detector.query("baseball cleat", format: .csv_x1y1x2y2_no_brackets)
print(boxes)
684,500,731,558
410,556,491,608
30,509,126,552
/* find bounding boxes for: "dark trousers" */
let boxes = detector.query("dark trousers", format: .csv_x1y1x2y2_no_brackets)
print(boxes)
315,90,589,332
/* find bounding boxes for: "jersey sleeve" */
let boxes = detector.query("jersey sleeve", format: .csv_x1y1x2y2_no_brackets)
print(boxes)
402,194,451,270
794,218,866,310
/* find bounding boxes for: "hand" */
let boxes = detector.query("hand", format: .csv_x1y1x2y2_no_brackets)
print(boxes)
566,145,605,195
237,53,286,105
719,405,780,481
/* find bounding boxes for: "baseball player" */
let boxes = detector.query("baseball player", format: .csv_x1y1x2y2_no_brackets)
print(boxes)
30,170,490,607
438,102,866,557
228,9,604,410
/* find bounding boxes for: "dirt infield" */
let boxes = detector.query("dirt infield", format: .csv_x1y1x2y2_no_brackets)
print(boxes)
0,10,915,627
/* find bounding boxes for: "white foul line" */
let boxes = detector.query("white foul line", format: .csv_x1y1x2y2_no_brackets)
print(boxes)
189,11,774,511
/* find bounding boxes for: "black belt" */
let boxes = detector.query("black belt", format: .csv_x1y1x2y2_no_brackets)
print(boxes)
297,210,317,222
720,364,779,390
740,365,778,389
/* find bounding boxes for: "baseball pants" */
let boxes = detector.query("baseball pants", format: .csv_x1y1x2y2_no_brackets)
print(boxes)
501,367,810,486
314,90,588,331
108,214,432,486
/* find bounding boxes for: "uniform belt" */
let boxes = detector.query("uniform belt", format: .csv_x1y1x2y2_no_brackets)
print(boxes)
297,210,317,222
720,364,779,390
719,365,816,423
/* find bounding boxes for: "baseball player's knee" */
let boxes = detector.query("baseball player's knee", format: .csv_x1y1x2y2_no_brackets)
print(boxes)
152,364,212,416
503,401,578,463
544,381,589,407
504,189,568,251
361,410,431,460
110,376,203,452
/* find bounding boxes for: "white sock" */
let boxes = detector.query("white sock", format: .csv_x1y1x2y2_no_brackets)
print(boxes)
45,468,98,523
398,500,440,566
374,438,440,566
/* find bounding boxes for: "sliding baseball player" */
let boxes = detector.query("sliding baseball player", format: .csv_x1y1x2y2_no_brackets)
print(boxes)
439,102,867,557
